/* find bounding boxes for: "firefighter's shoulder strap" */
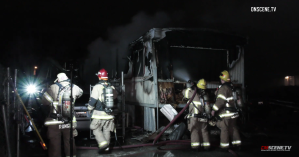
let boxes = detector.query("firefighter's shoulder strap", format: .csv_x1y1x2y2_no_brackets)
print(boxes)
191,101,201,113
187,89,201,113
94,81,109,110
215,83,234,98
214,84,222,102
96,80,110,88
55,82,73,97
222,82,240,110
55,82,67,94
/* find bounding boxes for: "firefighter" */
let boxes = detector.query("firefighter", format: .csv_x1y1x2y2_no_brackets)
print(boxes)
183,79,211,151
87,68,118,153
211,70,241,151
42,73,83,157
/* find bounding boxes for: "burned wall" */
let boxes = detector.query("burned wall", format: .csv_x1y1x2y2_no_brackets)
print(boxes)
155,39,172,80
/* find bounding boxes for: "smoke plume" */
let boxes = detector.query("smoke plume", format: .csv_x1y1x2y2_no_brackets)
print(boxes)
84,11,172,86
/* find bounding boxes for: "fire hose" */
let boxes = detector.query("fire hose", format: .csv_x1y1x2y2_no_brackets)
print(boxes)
77,87,238,157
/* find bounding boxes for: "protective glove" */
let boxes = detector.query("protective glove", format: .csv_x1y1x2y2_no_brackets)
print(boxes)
73,129,78,137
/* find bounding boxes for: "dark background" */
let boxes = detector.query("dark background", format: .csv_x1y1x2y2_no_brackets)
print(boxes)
1,0,299,97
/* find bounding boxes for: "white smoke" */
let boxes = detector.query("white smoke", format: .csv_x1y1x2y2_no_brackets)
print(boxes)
84,11,172,86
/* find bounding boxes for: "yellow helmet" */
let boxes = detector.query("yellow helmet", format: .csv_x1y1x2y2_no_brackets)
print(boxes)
197,79,206,89
219,70,230,82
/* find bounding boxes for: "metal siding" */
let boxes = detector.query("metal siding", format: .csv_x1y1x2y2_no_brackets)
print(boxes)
229,46,245,87
152,40,159,132
135,82,143,103
143,80,155,104
144,107,156,132
206,82,220,89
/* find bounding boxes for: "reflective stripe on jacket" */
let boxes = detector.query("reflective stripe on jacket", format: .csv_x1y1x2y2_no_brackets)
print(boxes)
182,88,205,119
91,110,114,119
88,81,118,112
213,83,236,118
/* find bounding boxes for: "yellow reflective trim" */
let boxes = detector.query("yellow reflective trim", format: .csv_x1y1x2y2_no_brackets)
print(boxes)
191,142,200,146
232,140,241,145
185,88,191,98
185,90,188,98
194,108,198,114
91,115,114,119
219,113,237,118
187,100,201,105
194,101,200,114
72,116,76,122
217,94,234,101
212,105,219,111
99,141,108,147
59,94,63,105
226,103,230,107
87,105,94,110
220,143,229,147
192,101,201,105
217,94,226,100
227,97,234,101
43,92,53,103
189,101,201,114
202,142,210,146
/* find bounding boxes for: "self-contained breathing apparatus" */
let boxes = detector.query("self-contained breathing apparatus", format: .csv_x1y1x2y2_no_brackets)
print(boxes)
98,80,115,114
185,80,211,123
103,84,114,113
43,82,74,126
213,82,243,121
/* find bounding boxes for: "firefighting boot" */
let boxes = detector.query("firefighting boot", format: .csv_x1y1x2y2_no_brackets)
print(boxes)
98,147,111,154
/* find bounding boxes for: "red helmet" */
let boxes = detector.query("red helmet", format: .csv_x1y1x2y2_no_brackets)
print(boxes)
96,69,108,80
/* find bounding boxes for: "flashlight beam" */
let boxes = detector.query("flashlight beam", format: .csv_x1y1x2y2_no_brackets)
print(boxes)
26,85,37,94
9,78,47,150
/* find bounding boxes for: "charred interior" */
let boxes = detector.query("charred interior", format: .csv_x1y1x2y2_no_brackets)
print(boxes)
123,28,247,132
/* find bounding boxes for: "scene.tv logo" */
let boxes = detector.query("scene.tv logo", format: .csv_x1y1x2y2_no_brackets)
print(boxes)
261,146,292,151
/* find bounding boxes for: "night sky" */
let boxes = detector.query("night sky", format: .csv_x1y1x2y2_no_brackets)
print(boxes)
1,0,299,95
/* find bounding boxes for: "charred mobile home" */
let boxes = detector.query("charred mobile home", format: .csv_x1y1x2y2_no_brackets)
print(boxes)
124,28,248,132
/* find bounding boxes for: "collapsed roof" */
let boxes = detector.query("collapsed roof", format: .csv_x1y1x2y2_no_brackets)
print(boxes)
129,28,248,50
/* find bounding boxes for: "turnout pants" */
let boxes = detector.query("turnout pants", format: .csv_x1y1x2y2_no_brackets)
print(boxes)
47,124,76,157
90,118,115,149
188,117,210,149
216,117,241,148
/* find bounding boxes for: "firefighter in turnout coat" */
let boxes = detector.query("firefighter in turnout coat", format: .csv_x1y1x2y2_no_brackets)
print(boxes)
212,70,241,150
42,73,83,157
182,79,211,151
87,69,118,152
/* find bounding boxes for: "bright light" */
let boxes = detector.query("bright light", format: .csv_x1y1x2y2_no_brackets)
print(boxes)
34,66,38,69
26,84,37,94
285,76,289,79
